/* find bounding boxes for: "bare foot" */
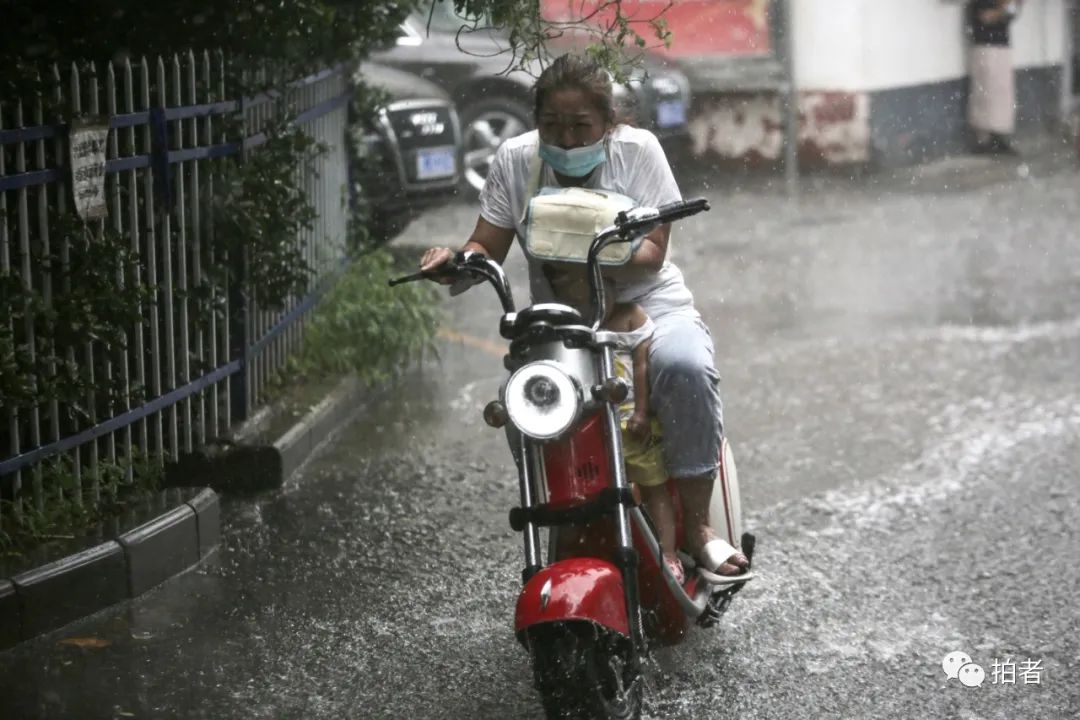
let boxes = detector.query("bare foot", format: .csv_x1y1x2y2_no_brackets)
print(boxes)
688,529,749,576
715,552,749,576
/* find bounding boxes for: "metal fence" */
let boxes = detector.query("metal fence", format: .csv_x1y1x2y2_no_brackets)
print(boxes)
0,54,351,521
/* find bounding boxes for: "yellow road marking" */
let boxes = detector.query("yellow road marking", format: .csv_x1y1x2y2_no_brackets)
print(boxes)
58,636,111,649
437,327,506,358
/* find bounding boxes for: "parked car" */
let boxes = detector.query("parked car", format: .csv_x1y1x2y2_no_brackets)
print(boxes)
371,2,692,194
352,61,463,241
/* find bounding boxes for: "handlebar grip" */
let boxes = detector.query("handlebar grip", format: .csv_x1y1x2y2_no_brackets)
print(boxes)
388,259,459,287
655,197,710,224
388,249,484,288
388,270,430,287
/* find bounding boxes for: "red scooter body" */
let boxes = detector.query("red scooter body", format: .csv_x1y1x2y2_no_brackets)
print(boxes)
514,412,697,646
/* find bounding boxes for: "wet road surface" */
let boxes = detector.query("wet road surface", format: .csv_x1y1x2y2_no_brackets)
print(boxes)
2,159,1079,719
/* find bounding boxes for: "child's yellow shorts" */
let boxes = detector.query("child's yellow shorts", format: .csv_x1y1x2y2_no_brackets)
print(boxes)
620,417,667,488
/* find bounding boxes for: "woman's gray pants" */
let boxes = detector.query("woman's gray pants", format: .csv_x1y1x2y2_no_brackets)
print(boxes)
647,313,723,480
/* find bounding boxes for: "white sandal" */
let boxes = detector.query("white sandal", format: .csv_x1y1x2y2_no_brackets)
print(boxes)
695,538,753,584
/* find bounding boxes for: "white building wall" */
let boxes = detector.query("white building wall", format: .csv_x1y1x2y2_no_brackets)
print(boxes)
792,0,1069,92
790,1,865,90
1011,0,1070,67
859,1,967,90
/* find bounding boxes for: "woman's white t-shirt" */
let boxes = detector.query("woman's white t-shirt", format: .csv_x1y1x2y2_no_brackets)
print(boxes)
478,125,699,321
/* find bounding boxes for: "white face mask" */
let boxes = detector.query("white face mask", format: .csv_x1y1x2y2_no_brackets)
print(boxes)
538,137,607,177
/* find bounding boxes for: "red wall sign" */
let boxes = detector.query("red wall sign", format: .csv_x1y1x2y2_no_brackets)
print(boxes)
542,0,772,57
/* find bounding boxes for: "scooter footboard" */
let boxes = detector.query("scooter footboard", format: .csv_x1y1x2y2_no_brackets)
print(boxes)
514,558,629,643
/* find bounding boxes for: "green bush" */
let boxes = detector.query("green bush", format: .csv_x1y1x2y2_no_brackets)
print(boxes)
283,250,442,385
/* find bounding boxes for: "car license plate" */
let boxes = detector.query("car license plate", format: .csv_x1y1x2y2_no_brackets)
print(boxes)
416,146,456,180
656,100,687,129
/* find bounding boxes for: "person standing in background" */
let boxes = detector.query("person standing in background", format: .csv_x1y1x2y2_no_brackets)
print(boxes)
967,0,1020,155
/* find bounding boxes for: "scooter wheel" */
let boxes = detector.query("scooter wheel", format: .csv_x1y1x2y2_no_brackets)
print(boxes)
528,621,643,720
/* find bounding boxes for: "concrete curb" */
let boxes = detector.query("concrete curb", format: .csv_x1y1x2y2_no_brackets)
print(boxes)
163,376,376,494
273,376,367,483
0,487,220,650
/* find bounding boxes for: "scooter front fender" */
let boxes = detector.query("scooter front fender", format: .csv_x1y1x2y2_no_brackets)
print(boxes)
514,558,629,641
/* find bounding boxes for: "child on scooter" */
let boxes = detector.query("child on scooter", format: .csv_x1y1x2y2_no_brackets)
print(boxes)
543,263,684,584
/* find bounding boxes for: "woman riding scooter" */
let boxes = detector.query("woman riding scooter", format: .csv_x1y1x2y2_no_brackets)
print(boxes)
419,52,747,576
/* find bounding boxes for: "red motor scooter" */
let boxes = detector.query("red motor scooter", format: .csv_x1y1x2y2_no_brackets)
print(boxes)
391,198,755,720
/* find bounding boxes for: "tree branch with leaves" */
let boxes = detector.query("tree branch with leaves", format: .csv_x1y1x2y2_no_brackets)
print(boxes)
421,0,675,80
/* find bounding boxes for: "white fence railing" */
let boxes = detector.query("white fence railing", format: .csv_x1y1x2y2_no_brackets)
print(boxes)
0,53,351,523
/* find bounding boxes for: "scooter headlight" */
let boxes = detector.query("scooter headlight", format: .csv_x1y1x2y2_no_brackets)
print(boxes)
504,361,582,440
